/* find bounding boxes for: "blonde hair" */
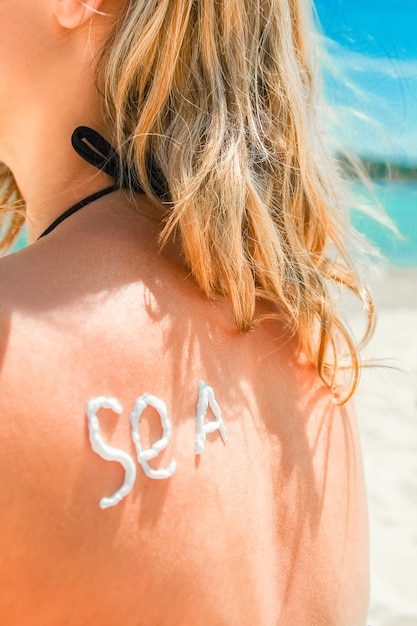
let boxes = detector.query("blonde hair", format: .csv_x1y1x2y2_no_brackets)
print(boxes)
0,0,375,402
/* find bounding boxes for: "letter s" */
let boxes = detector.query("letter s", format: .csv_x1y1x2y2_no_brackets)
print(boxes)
86,396,137,509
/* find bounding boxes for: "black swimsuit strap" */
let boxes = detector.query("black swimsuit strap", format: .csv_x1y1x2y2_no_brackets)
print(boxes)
71,126,122,181
37,126,168,240
38,127,132,240
37,185,117,240
71,126,145,193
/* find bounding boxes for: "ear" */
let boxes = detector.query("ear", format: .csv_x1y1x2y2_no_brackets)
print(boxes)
53,0,107,29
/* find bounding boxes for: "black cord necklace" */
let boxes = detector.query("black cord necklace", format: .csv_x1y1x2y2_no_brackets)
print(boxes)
37,126,146,240
38,185,117,240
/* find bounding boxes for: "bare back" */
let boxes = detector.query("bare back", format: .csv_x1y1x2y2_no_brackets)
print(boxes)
0,199,369,625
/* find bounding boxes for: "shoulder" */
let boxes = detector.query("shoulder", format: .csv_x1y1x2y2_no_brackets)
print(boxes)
0,244,369,624
0,244,230,621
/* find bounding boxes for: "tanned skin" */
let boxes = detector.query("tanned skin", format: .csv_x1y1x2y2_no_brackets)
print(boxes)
0,1,369,623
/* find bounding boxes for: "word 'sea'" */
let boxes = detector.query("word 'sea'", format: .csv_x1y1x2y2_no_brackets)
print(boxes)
86,380,228,509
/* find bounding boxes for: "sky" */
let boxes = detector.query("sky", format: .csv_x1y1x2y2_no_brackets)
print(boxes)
314,0,417,164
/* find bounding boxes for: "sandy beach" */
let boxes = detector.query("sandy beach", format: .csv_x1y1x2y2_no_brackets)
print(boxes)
354,268,417,626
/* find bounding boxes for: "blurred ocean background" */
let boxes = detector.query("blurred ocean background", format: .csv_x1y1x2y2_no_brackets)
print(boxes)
315,0,417,267
351,180,417,266
314,2,417,625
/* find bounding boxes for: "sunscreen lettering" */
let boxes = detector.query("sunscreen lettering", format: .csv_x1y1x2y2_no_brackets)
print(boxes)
86,396,137,510
195,380,228,454
130,394,177,479
87,381,227,509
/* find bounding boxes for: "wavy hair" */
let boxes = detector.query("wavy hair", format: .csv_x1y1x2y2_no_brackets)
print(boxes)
0,0,375,402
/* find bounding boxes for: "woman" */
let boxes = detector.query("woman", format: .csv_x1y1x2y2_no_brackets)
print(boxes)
0,0,372,623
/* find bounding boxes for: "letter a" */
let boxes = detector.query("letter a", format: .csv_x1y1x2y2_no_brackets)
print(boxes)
195,380,228,455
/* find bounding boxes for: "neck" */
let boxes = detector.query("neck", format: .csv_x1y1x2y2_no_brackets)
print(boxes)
5,112,116,244
0,22,116,244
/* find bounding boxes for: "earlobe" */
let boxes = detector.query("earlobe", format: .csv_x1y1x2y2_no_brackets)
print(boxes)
53,0,107,29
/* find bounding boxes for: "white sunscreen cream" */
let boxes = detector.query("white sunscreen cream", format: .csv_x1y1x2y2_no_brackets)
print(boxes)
195,380,228,454
87,381,227,508
86,396,137,509
130,393,177,479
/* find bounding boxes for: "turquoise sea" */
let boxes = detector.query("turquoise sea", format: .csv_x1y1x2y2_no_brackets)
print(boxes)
313,0,417,268
350,180,417,266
